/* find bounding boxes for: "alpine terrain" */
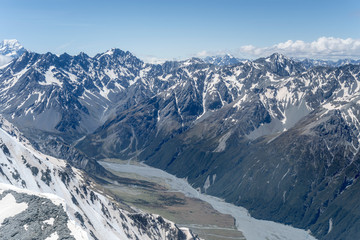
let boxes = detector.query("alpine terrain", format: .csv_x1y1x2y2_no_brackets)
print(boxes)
0,41,360,239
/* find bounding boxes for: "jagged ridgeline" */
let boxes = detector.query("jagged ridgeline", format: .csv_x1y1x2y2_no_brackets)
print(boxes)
1,43,360,240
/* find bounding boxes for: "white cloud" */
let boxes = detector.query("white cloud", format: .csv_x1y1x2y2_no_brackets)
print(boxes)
197,37,360,60
195,50,210,58
195,49,228,58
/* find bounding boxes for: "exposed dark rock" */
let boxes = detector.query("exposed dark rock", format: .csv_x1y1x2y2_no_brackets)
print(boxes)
0,190,75,240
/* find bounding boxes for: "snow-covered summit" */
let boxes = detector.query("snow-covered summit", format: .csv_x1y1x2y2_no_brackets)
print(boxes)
0,39,26,58
0,39,26,66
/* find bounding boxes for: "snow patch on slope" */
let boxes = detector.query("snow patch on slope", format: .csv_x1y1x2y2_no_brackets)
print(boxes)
214,131,232,152
39,66,62,86
248,99,311,140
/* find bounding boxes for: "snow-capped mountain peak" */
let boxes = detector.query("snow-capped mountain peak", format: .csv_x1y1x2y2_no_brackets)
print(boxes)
203,54,243,66
0,39,26,58
258,52,290,63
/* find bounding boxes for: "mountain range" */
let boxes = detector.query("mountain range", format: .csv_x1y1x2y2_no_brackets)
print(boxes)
1,40,360,239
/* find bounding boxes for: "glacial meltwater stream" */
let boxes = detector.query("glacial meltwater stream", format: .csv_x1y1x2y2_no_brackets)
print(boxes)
99,161,317,240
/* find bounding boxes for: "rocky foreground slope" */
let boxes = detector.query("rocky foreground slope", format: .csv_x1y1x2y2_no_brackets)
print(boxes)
0,116,198,240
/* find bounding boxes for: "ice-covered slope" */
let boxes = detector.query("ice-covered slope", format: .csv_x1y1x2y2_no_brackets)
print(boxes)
0,116,198,240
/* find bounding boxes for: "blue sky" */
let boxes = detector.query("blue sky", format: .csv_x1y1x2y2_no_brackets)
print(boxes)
1,0,360,60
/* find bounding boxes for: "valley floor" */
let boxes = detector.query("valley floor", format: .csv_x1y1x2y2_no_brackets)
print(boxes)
97,159,244,240
98,159,317,240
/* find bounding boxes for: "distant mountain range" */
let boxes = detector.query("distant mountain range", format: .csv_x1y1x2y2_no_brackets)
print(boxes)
203,53,360,68
1,40,360,239
300,58,360,68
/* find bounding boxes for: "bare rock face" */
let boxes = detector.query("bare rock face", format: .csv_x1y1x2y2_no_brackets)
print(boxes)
0,190,75,240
